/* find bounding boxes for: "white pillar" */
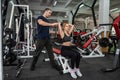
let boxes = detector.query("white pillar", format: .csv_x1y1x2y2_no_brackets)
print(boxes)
99,0,110,37
0,0,4,80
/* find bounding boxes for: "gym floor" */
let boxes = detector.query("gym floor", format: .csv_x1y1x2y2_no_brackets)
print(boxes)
3,53,120,80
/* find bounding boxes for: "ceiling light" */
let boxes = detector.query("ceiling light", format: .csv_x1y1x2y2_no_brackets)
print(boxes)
53,1,57,7
79,4,84,8
64,15,68,18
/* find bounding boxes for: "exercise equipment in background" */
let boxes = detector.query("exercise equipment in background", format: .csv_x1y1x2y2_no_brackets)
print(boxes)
101,15,120,72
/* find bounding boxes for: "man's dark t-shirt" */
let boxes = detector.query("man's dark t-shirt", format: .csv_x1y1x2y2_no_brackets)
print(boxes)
36,16,50,39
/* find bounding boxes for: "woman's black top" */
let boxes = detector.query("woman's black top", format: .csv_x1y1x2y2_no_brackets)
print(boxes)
62,34,71,42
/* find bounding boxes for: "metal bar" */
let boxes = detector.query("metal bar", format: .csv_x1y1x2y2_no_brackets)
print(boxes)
99,23,112,26
8,2,14,28
8,1,29,28
91,8,97,26
72,2,83,24
65,0,72,8
0,0,4,79
26,6,30,56
91,0,97,27
29,12,33,47
14,4,29,7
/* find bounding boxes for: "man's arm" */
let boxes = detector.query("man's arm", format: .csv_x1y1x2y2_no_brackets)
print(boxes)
38,19,58,27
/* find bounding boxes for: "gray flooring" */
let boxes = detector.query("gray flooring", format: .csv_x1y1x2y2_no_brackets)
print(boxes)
3,53,120,80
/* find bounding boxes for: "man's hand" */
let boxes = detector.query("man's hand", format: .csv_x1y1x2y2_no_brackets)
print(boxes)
51,23,59,27
69,24,74,27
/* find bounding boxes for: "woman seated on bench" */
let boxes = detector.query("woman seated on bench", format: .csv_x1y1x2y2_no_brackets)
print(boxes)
58,23,82,79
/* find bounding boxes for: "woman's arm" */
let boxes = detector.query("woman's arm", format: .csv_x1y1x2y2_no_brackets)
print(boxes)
68,24,74,35
58,23,64,38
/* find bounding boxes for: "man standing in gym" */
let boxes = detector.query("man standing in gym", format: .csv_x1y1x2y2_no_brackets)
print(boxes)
30,8,60,71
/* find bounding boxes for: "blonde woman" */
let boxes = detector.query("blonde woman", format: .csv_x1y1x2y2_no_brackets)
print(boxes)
58,23,82,79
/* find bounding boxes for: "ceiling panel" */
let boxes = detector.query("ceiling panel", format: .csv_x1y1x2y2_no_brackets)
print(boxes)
18,0,120,20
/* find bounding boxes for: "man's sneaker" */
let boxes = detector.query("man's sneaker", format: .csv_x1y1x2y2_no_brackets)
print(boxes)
75,68,82,77
69,69,77,79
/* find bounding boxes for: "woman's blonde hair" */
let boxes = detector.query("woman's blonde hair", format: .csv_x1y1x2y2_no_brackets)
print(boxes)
63,23,68,29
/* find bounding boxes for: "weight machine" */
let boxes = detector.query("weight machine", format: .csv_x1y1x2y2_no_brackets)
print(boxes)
71,0,105,58
14,11,35,58
101,14,120,72
8,1,33,58
76,26,105,58
2,1,33,77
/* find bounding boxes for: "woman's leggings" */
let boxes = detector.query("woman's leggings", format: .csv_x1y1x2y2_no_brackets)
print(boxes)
61,46,82,69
